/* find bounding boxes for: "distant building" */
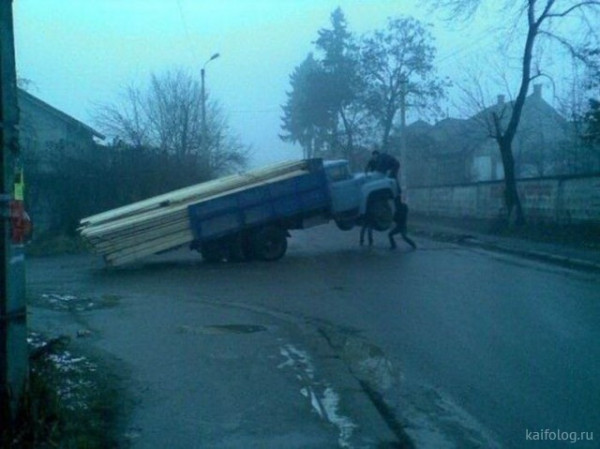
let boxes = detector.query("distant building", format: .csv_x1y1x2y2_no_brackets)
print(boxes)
18,88,104,171
405,84,574,187
17,89,104,234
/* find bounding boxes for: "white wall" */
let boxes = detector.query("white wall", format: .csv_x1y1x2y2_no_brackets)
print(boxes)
408,175,600,225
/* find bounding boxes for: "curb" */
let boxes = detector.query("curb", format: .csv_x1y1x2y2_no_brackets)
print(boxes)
413,227,600,273
467,239,600,273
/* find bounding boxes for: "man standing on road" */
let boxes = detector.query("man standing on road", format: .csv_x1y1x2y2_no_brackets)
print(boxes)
365,150,401,193
389,196,416,250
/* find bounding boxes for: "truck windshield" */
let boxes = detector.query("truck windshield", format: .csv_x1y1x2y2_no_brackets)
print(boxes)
324,163,351,182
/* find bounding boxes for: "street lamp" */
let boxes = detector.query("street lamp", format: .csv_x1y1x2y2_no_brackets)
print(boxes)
201,52,220,146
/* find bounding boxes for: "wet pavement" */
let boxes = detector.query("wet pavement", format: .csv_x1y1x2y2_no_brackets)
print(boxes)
26,220,600,448
26,253,399,448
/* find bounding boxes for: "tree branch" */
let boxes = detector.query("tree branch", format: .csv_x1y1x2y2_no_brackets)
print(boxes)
535,0,556,27
538,29,595,65
545,0,600,18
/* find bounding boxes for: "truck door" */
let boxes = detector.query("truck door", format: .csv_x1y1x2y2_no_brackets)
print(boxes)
325,162,360,214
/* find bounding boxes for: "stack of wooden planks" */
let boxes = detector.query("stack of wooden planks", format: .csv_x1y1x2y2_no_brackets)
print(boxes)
79,159,311,266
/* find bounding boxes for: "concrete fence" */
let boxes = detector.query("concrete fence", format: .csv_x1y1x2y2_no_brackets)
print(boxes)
408,174,600,225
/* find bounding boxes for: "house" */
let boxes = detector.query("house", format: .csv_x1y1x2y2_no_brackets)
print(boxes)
404,84,573,187
404,117,483,186
470,85,572,180
18,89,104,169
17,89,104,233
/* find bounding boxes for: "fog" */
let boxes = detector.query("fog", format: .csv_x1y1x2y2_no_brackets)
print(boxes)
13,0,561,167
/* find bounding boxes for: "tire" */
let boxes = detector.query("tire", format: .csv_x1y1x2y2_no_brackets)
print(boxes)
250,226,288,261
227,232,252,262
200,240,224,263
367,197,393,231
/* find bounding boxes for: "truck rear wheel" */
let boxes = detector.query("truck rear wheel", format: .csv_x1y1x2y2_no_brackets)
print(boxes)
250,226,287,261
200,240,224,263
367,197,393,231
227,232,252,262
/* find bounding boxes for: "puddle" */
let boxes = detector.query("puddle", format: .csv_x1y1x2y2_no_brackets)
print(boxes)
177,324,268,335
318,327,396,392
317,326,501,449
316,326,413,447
31,293,121,312
278,343,358,448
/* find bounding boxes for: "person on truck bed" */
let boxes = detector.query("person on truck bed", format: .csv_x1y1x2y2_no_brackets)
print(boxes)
365,150,401,193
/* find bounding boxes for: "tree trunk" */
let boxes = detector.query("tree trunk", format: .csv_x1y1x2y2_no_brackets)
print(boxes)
490,1,540,228
499,139,525,227
381,103,395,151
339,108,354,161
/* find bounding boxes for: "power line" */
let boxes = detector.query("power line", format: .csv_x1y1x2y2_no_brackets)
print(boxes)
175,0,198,62
436,27,498,68
230,107,281,114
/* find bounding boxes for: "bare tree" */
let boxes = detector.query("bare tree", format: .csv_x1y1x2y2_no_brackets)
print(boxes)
360,16,447,152
95,85,149,150
555,59,600,173
95,69,249,179
432,0,600,226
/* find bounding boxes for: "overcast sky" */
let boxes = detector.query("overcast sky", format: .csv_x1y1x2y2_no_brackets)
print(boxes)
13,0,538,167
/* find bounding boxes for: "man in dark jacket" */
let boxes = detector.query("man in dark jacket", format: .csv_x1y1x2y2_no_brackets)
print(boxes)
389,196,416,250
365,150,401,193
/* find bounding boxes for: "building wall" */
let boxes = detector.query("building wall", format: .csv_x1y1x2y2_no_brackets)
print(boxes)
19,92,97,168
408,174,600,225
407,85,575,186
18,91,102,234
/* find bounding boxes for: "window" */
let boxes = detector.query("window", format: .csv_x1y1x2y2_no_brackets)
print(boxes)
325,162,351,182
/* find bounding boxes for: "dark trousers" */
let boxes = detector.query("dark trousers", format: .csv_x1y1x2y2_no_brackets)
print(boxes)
360,224,373,246
388,224,416,249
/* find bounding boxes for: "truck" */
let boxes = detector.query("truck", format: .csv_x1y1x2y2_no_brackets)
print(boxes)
79,158,397,266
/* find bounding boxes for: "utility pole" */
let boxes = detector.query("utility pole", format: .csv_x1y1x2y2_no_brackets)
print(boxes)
1,0,28,428
399,77,407,198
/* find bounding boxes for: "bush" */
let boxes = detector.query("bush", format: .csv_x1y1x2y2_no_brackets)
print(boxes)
25,142,212,239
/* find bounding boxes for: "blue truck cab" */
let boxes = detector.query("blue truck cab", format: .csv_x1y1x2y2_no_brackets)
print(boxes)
324,159,398,231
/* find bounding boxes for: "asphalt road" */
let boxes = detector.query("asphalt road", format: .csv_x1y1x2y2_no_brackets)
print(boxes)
27,223,600,448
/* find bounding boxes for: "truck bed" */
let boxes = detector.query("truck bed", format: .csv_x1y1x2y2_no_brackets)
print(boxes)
78,159,320,266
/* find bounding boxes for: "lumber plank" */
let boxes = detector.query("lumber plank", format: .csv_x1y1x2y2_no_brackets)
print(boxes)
79,158,317,266
79,169,306,239
105,230,194,266
80,159,308,226
91,219,190,252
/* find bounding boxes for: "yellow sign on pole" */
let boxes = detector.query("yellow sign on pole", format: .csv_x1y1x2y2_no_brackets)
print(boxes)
13,168,24,201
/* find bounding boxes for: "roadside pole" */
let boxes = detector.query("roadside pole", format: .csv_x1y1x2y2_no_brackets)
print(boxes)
399,78,407,199
1,0,28,427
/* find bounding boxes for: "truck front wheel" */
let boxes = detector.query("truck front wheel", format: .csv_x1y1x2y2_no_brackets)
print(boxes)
335,218,355,231
367,197,393,231
250,226,288,261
